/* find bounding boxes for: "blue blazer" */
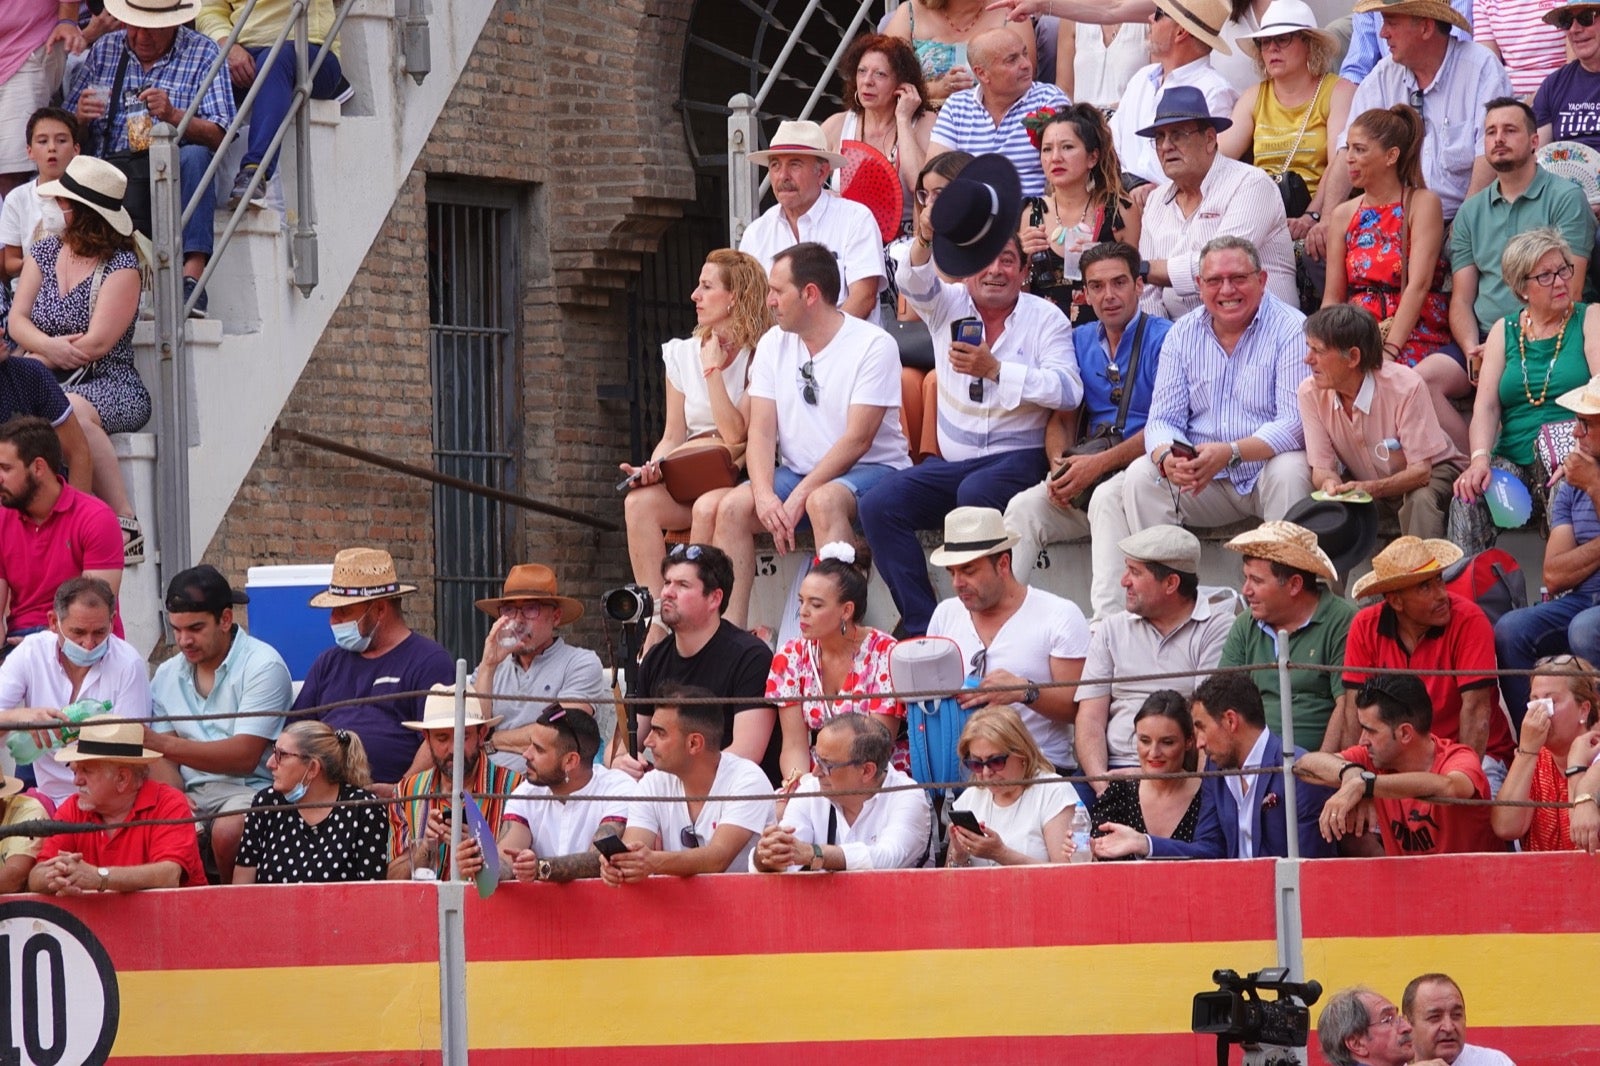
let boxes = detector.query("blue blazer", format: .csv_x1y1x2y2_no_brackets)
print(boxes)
1149,732,1335,859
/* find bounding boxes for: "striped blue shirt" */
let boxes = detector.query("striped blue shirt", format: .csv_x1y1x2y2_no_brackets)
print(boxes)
1143,292,1309,494
929,81,1070,196
67,28,237,154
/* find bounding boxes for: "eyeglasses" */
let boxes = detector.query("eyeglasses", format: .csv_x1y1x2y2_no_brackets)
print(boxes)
668,543,705,561
1104,360,1124,407
1255,32,1300,49
798,359,818,405
1367,1008,1401,1030
1150,125,1202,147
811,750,865,775
914,186,944,207
1555,9,1600,28
270,746,308,762
498,603,549,619
962,752,1012,773
1530,262,1576,287
968,648,987,679
1198,272,1257,291
680,825,703,849
1150,8,1169,19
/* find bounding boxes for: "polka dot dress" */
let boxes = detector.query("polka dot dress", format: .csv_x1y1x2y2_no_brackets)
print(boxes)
236,784,389,883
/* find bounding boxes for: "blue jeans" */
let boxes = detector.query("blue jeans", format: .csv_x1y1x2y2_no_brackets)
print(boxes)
1494,592,1600,726
244,44,346,177
859,448,1048,635
179,143,217,257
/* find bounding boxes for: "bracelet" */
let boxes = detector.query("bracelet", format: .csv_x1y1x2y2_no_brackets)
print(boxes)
1517,747,1541,758
1470,448,1490,461
915,235,931,249
1567,765,1589,778
57,18,79,26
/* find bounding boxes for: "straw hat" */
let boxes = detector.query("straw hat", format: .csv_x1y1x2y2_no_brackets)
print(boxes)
55,716,161,764
1349,536,1463,599
747,120,848,168
401,685,503,732
1557,372,1600,416
1235,0,1339,55
1545,0,1600,25
1352,0,1472,36
474,564,584,626
1225,521,1338,583
928,507,1021,567
307,547,419,608
36,156,132,237
1155,0,1234,54
103,0,201,29
0,777,22,800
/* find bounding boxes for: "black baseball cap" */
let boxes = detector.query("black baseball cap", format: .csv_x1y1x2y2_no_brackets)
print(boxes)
165,565,249,614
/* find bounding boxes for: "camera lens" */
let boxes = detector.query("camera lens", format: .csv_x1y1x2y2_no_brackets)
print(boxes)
602,585,651,624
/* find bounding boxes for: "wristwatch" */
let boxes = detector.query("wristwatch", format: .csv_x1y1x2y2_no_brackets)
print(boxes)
483,738,498,756
536,858,553,882
97,867,110,892
1360,771,1377,799
1021,684,1041,706
1227,441,1243,468
1572,793,1600,810
1307,210,1321,223
809,844,825,871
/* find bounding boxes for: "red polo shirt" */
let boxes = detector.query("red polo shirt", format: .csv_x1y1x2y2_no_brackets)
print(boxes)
38,778,205,886
1341,737,1505,856
0,481,123,635
1342,593,1514,762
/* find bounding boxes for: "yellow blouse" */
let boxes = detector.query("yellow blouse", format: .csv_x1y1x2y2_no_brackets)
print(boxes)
1252,74,1335,197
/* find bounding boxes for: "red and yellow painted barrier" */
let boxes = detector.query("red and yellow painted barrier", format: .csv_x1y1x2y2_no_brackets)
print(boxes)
5,853,1593,1064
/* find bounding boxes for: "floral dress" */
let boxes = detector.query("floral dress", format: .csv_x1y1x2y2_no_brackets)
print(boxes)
1343,199,1451,368
26,236,150,434
765,626,909,772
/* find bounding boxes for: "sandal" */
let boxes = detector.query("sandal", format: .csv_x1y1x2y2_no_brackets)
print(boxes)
120,516,145,566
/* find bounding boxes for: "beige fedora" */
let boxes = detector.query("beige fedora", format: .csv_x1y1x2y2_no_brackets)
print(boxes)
103,0,202,29
1349,536,1463,599
55,716,161,763
1352,0,1472,36
401,685,503,732
1226,521,1338,583
928,507,1021,567
0,777,22,800
308,547,419,608
36,156,132,237
747,120,849,168
1155,0,1234,55
1557,373,1600,416
474,563,584,626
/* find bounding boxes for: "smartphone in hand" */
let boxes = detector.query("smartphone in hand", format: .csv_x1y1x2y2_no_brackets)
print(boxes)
951,317,983,346
948,810,982,835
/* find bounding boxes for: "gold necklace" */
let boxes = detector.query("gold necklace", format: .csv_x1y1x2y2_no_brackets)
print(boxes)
1518,303,1574,407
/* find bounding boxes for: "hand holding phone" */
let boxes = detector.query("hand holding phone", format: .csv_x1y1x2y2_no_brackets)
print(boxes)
1168,437,1198,461
949,809,982,835
594,834,629,860
951,317,983,346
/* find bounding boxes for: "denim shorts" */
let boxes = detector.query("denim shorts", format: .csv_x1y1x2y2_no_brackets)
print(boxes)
772,462,901,517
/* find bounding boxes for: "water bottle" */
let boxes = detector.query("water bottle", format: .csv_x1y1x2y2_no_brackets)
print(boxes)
6,699,108,765
1069,805,1093,864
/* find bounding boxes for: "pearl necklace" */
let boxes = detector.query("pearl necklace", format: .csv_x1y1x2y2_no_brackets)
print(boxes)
1517,302,1575,407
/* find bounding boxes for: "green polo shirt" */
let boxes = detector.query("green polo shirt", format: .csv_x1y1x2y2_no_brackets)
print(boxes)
1219,591,1357,752
1452,167,1596,336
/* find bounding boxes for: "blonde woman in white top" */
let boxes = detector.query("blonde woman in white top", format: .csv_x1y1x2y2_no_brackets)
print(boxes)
620,249,771,615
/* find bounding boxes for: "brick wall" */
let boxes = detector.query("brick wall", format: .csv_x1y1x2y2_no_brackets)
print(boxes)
204,0,698,659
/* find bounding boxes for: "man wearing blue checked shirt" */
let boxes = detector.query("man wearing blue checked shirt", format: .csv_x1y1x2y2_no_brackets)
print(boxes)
1095,236,1310,568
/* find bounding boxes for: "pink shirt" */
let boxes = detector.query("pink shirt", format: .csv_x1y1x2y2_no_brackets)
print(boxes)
1473,0,1567,95
1297,362,1466,485
0,2,60,85
0,481,124,635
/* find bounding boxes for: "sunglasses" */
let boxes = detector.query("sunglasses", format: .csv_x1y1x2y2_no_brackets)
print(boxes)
1104,360,1124,406
798,359,818,405
962,752,1012,773
968,648,987,679
1255,32,1300,49
969,377,985,403
680,825,703,849
668,543,705,561
812,750,865,775
1556,8,1600,28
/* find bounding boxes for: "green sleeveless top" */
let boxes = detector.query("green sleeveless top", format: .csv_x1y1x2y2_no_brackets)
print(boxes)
1498,303,1590,466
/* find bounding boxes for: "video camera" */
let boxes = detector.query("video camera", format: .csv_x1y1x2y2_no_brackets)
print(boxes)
1193,967,1322,1066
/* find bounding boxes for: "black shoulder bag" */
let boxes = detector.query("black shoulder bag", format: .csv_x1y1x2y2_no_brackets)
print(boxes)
1055,311,1149,510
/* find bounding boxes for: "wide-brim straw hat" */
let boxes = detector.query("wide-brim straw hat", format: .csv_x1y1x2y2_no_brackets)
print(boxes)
1350,536,1463,599
36,156,132,237
747,120,848,168
402,685,504,732
1226,520,1338,583
1545,0,1600,25
55,716,161,763
928,506,1021,567
308,547,419,608
1352,0,1472,36
1557,373,1600,416
1235,0,1339,55
1155,0,1234,54
474,563,584,626
103,0,202,29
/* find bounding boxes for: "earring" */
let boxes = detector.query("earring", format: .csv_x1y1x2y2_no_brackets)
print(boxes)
840,618,849,636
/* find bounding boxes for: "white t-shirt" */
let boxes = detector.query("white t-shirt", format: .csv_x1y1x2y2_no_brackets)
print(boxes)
927,586,1092,768
0,178,66,265
626,753,775,873
0,631,153,804
504,766,632,859
952,775,1078,865
747,315,911,474
1454,1045,1516,1066
661,336,753,438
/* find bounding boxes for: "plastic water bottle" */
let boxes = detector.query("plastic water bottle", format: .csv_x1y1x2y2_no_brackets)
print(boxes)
6,699,108,765
1069,805,1093,864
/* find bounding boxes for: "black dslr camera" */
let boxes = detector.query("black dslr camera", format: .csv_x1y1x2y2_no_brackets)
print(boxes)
602,584,652,625
1193,967,1322,1066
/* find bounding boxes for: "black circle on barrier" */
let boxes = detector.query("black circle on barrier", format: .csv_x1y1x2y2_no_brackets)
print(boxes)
0,900,119,1065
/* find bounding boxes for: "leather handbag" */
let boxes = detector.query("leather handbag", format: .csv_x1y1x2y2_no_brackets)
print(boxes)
658,434,746,506
1271,75,1326,220
1056,312,1148,510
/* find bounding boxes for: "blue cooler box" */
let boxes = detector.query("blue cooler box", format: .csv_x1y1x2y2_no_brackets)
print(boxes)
246,564,334,683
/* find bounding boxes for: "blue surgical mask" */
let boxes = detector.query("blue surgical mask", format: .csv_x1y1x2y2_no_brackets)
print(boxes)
331,618,373,653
283,774,309,803
60,636,109,668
